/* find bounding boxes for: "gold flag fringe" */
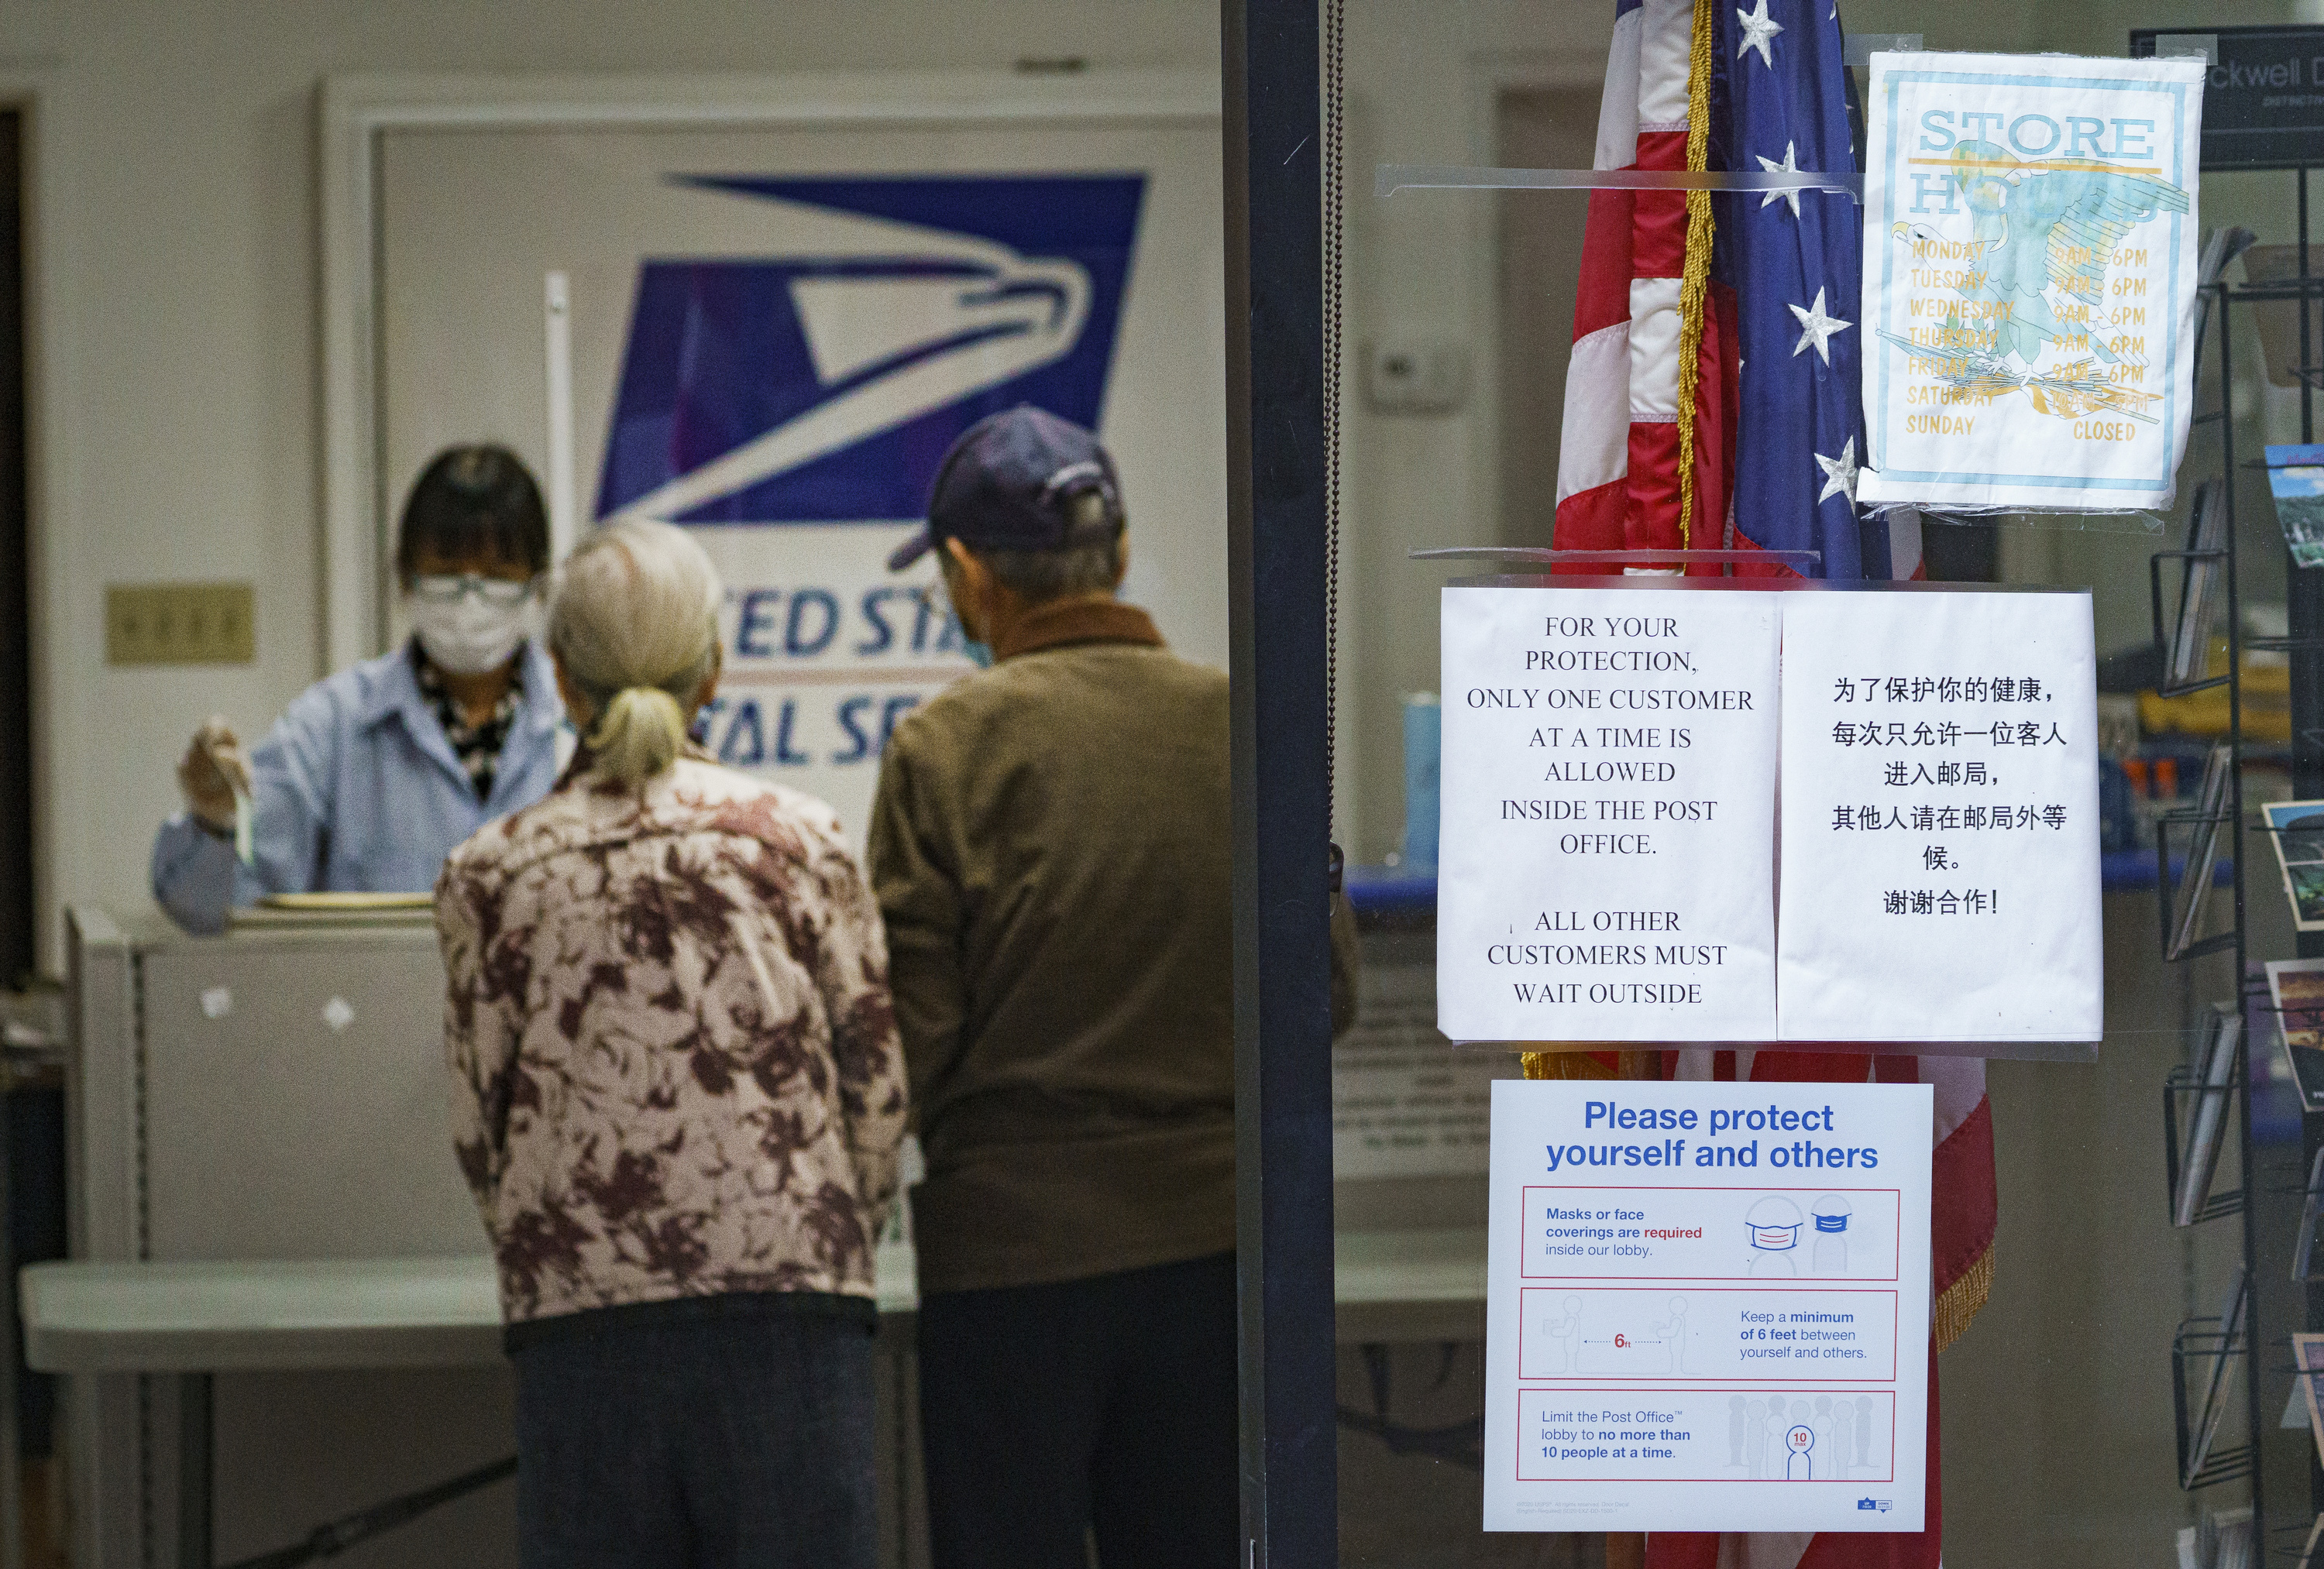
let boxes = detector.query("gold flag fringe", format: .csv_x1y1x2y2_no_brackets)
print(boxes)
1933,1241,1994,1353
1672,0,1717,549
1521,1049,1655,1080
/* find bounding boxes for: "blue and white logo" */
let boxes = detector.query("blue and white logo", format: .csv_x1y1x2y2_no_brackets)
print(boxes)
596,174,1147,525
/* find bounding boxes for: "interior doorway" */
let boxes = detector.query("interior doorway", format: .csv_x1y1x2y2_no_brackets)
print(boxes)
1496,84,1601,548
0,109,28,985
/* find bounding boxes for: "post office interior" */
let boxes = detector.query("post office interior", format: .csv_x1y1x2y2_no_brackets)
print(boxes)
0,0,2315,1567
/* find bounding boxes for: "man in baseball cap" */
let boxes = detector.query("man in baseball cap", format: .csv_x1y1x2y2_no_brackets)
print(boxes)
869,405,1284,1567
884,403,1124,578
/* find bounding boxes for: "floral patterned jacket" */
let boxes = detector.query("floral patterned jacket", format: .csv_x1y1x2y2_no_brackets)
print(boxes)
435,750,907,1326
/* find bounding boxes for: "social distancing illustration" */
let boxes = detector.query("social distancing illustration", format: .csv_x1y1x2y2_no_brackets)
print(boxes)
1537,1294,1695,1375
1521,1282,1899,1382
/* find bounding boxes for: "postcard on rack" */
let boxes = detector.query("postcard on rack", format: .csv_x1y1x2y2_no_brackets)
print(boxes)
2271,960,2324,1053
2174,1003,2240,1227
2267,801,2324,931
2185,1277,2248,1488
2267,446,2324,570
2296,1334,2324,1473
2286,1032,2324,1121
2300,1509,2324,1569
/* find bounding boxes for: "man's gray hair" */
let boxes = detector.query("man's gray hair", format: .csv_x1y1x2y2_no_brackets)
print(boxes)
976,491,1124,603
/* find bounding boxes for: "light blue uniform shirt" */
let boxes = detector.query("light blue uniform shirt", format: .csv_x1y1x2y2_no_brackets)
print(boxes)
150,642,566,934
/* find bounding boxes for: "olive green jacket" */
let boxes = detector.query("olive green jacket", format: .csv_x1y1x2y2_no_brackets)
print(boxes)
867,596,1354,1293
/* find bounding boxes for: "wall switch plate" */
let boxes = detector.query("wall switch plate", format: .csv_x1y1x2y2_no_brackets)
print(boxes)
1363,337,1470,414
106,582,256,665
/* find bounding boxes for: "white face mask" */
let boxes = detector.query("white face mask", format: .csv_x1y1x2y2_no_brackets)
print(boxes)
408,590,536,676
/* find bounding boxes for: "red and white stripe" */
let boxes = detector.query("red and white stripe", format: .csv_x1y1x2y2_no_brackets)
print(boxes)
1555,0,1700,557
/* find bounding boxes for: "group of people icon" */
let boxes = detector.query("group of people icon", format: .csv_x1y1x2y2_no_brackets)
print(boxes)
1534,1295,1690,1375
1731,1395,1880,1480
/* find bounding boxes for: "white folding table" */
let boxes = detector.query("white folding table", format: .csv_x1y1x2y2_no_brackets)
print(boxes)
22,1231,1483,1568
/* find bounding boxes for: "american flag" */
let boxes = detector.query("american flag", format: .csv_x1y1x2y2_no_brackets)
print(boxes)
1553,0,1924,582
1545,1,1996,1564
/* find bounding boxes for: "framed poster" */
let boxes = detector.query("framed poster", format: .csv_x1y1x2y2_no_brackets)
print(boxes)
322,71,1223,844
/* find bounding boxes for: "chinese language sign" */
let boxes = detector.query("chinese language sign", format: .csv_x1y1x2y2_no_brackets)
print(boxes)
1436,584,2101,1045
1857,51,2205,512
1436,586,1782,1042
1776,590,2102,1042
1484,1080,1934,1533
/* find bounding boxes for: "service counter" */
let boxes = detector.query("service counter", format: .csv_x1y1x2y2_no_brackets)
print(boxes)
50,906,1495,1569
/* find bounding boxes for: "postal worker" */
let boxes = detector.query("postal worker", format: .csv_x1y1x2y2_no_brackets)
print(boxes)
151,445,564,932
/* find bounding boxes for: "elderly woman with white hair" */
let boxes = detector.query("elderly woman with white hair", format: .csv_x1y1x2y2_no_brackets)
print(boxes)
435,518,908,1569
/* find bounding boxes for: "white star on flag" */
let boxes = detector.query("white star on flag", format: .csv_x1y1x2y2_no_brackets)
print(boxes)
1788,287,1851,363
1815,437,1859,505
1735,0,1783,67
1756,142,1803,218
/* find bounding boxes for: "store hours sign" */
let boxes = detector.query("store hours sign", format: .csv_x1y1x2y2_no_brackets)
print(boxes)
1855,51,2205,513
1435,584,2102,1047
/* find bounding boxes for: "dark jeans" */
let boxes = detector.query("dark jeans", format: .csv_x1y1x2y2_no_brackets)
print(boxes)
917,1251,1239,1569
511,1299,878,1569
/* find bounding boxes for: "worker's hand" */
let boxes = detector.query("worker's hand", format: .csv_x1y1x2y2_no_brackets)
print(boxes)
175,717,250,832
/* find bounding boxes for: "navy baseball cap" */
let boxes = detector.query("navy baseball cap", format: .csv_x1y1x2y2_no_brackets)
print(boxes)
886,405,1123,572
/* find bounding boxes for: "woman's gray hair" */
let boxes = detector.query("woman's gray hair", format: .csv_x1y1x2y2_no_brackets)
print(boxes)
548,519,723,785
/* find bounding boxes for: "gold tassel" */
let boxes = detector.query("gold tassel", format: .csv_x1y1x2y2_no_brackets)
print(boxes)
1933,1243,1994,1352
1521,1050,1616,1081
1521,1049,1658,1080
1672,0,1718,550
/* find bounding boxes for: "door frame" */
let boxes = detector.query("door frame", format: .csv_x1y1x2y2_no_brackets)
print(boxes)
0,70,55,977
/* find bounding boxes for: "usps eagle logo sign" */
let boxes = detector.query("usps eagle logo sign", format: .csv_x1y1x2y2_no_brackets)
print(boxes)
588,172,1149,840
597,173,1147,524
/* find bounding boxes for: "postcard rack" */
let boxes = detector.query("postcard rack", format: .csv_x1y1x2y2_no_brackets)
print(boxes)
2152,248,2269,1530
2154,173,2324,1547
